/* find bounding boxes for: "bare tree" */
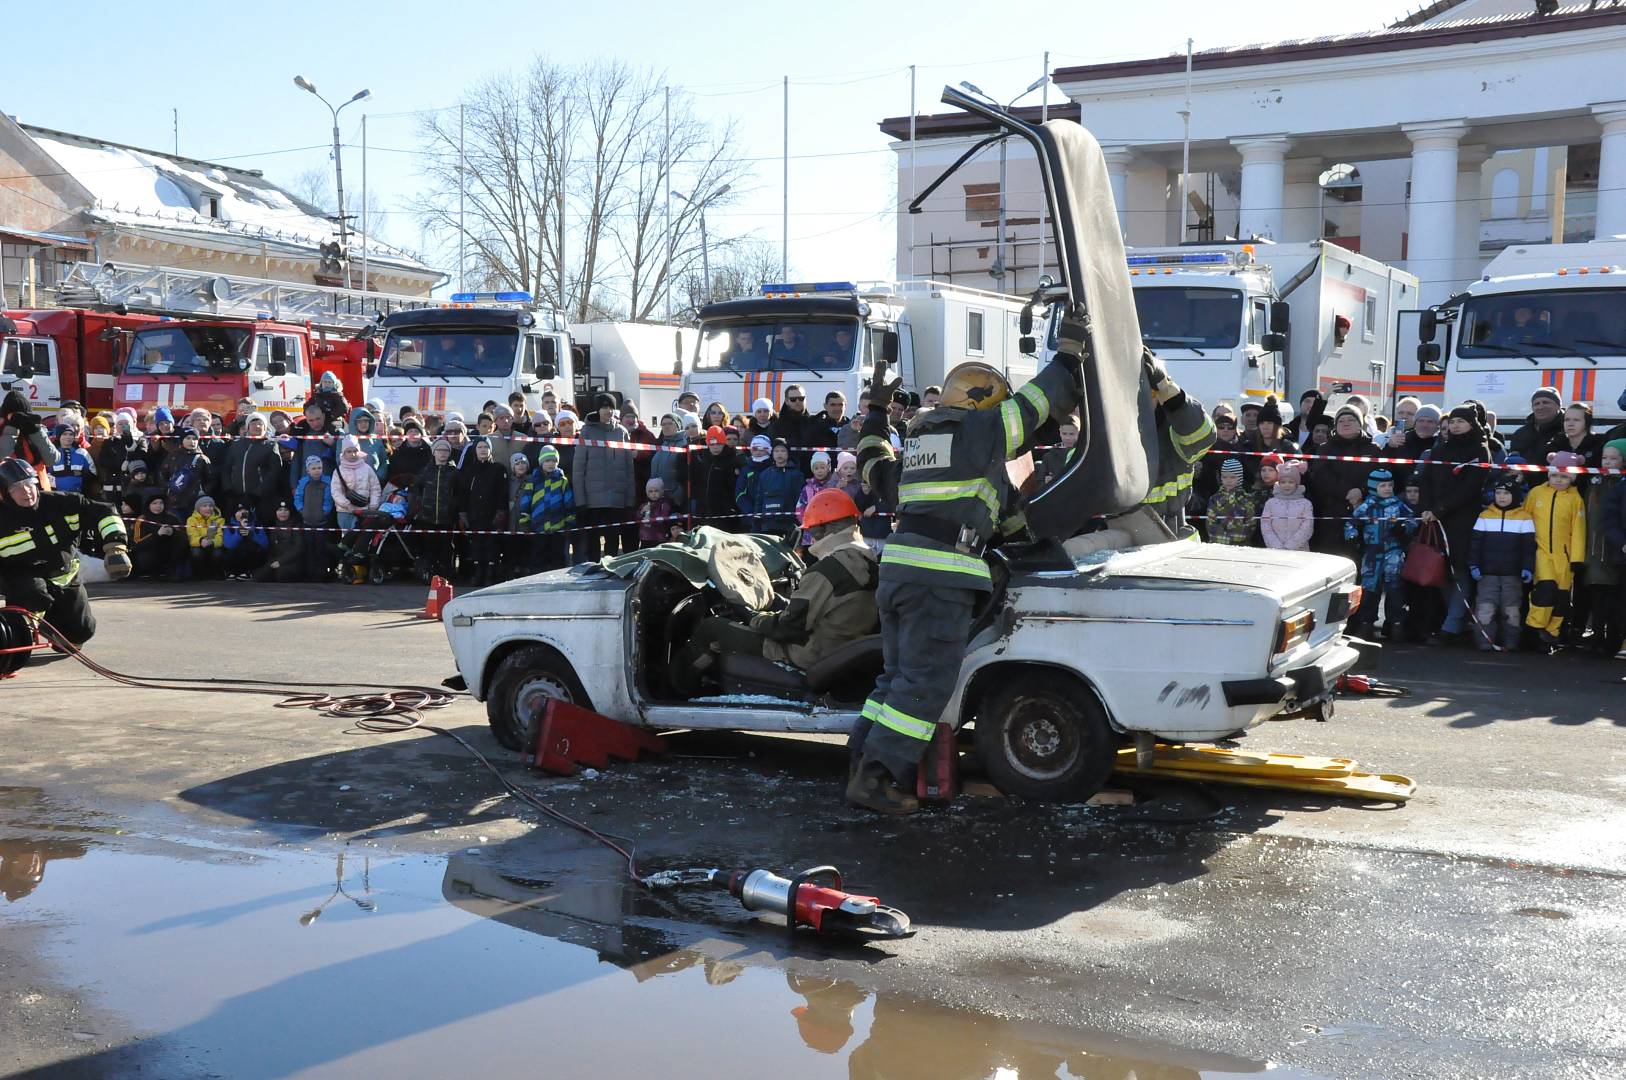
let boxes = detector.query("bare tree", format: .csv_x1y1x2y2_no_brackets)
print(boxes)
413,58,750,321
282,165,388,244
680,237,784,313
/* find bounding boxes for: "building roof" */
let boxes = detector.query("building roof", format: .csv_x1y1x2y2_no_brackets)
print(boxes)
1388,1,1472,29
19,123,433,276
876,101,1080,142
1051,1,1626,82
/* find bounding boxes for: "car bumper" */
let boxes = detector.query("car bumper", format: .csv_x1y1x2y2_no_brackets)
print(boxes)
1223,641,1361,716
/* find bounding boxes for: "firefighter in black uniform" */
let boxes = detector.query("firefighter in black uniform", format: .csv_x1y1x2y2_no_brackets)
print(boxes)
846,343,1084,814
0,458,131,645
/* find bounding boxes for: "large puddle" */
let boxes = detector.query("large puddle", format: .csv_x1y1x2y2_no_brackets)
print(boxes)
0,804,1321,1079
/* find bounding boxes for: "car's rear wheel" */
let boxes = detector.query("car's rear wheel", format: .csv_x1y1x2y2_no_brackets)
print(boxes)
486,646,589,752
974,671,1117,802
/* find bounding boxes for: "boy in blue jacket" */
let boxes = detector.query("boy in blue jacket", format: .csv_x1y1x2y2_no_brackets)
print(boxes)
1346,467,1418,637
747,438,804,534
517,444,576,572
293,454,335,580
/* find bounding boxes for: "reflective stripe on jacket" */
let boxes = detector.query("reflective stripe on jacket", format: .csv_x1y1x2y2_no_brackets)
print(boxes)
859,359,1079,592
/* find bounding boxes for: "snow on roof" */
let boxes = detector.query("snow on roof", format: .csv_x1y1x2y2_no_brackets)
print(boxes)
22,124,433,275
1053,0,1625,80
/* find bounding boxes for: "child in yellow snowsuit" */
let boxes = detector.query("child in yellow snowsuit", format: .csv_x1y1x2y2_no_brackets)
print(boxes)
1525,451,1588,644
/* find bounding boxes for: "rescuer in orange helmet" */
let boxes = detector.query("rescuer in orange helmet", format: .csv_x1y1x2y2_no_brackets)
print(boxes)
669,487,879,698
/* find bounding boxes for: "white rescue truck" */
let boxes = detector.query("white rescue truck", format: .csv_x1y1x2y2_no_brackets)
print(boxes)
684,280,1032,418
1417,240,1626,430
371,292,575,421
1085,243,1418,416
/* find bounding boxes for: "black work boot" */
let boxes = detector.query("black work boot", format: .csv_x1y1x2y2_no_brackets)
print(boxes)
845,761,919,816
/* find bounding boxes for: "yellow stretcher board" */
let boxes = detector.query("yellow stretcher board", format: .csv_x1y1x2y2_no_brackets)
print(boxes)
1112,744,1416,802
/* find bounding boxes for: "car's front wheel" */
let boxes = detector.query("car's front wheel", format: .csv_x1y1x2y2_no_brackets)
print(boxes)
974,671,1117,802
486,646,589,752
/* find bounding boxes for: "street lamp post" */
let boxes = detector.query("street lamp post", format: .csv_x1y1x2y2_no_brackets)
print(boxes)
293,76,370,287
674,185,731,306
960,77,1048,293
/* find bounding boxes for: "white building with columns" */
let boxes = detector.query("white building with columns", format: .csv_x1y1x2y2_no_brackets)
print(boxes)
884,1,1626,309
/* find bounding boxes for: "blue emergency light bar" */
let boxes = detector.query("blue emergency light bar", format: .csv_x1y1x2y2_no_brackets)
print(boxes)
450,291,534,304
1126,252,1231,267
760,281,857,295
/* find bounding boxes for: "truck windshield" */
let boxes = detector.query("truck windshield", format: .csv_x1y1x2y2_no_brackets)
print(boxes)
125,326,252,376
378,327,518,378
1131,287,1243,352
1458,289,1626,359
694,319,861,372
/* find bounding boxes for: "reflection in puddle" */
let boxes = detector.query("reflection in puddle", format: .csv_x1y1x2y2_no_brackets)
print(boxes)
1,835,1310,1079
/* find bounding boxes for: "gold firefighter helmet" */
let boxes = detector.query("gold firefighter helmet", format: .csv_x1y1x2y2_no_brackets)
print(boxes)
939,362,1010,411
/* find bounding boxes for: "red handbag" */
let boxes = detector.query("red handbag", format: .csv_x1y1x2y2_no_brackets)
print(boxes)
1400,521,1448,589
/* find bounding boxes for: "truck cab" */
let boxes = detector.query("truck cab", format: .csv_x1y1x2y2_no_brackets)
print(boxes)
115,318,368,423
1418,242,1626,431
371,292,572,422
687,283,894,419
1123,249,1289,409
2,309,161,412
685,281,1030,420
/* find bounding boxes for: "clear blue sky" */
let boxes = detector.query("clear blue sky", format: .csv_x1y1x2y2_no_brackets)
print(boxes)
7,0,1400,287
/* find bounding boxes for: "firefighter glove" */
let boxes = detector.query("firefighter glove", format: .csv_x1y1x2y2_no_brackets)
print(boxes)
103,543,133,581
870,361,901,416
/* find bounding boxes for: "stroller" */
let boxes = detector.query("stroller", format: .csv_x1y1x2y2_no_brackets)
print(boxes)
337,484,428,584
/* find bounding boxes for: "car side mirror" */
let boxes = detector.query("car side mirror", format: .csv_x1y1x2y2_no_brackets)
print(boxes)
1269,301,1291,334
13,357,33,379
1418,309,1437,343
267,360,287,377
271,338,291,365
1262,332,1287,354
1417,342,1442,371
538,363,557,381
673,330,685,375
881,330,899,364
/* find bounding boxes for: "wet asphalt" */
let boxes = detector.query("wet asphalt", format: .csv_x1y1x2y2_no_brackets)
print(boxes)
1,582,1622,1079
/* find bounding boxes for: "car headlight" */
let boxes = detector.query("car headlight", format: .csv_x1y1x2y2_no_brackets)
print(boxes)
1274,610,1315,655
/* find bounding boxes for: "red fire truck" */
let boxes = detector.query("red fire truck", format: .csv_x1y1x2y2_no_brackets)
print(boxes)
1,308,163,412
52,261,430,423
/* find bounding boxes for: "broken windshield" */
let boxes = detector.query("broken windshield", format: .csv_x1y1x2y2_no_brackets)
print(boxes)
378,327,519,379
694,319,861,373
125,326,252,377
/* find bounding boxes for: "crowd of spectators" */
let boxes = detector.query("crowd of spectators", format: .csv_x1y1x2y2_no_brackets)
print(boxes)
1193,387,1626,657
4,376,1623,659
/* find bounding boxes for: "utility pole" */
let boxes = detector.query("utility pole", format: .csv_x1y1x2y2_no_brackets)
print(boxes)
908,65,916,281
664,86,672,324
361,113,369,293
293,77,369,288
458,103,466,294
782,76,790,281
172,108,178,156
1178,38,1193,244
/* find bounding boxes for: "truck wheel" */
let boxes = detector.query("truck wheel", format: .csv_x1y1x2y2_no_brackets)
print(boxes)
975,671,1116,802
485,646,589,752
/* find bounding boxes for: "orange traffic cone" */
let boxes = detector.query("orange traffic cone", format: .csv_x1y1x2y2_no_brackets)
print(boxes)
422,575,454,619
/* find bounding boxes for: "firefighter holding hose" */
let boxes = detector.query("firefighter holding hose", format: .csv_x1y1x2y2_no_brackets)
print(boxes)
0,458,130,647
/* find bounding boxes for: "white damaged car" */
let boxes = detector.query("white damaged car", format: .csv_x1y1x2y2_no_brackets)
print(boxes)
441,516,1363,803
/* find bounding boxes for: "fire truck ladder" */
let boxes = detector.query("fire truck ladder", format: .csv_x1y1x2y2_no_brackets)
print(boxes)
54,261,433,333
